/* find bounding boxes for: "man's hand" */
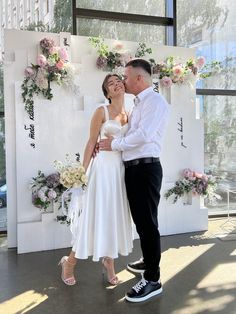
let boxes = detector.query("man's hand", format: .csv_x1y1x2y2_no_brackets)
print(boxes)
99,136,114,151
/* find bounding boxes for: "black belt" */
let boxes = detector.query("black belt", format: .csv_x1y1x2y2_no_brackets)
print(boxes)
124,157,160,168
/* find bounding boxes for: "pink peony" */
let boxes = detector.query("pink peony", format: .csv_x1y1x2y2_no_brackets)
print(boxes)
58,47,68,61
24,66,35,78
56,60,64,70
197,56,205,68
37,54,47,68
172,65,184,76
160,76,172,88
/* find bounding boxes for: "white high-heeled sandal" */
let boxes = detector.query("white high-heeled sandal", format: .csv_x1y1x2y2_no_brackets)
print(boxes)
58,256,76,286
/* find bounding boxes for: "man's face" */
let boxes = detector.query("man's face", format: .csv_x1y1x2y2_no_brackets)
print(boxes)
123,66,137,94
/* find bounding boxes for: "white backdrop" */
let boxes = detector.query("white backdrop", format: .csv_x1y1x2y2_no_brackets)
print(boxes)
4,30,207,253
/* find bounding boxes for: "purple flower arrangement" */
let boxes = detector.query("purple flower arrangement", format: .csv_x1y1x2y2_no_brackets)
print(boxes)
29,170,67,211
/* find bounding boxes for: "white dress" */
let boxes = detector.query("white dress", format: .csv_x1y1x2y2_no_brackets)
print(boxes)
72,105,133,261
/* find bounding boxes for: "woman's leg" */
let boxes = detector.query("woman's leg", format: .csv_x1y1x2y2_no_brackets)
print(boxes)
63,251,77,278
102,257,118,285
59,250,77,285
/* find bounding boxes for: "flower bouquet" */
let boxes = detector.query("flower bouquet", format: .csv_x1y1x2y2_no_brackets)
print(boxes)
54,154,88,224
54,153,88,189
165,168,221,204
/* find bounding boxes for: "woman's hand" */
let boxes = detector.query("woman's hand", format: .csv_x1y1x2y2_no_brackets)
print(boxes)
92,142,100,158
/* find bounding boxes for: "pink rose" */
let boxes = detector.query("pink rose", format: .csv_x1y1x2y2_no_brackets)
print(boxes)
24,66,35,78
56,60,64,70
58,47,68,61
173,65,184,76
160,76,172,88
197,56,205,68
37,54,47,68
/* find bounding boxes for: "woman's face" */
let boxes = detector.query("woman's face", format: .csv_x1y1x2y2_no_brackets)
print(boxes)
106,76,125,99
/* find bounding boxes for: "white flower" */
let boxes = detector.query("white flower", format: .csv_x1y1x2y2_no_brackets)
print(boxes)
81,174,88,185
35,68,48,90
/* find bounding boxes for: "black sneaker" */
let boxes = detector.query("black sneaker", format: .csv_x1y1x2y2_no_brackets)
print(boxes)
127,258,146,274
125,276,162,303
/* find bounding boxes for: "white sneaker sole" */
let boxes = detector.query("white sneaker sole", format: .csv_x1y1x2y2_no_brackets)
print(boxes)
127,264,145,274
125,287,163,303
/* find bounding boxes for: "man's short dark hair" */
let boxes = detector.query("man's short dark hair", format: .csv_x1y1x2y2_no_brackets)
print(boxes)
125,59,152,76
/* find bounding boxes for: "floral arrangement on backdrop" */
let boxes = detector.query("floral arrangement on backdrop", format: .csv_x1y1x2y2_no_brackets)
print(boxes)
22,37,75,116
30,154,87,224
152,56,206,88
89,37,133,73
29,171,68,211
89,37,221,88
164,168,221,204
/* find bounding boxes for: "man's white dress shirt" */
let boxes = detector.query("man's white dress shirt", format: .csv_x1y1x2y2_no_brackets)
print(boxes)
111,86,169,161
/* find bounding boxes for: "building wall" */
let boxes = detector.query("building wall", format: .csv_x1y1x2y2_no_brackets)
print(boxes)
0,0,55,60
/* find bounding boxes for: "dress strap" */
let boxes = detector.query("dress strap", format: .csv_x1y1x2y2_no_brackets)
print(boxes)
103,105,109,121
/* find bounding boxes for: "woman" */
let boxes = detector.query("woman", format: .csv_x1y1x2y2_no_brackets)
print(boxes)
59,74,133,286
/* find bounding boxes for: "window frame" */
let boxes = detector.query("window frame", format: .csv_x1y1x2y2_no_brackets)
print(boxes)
72,0,177,46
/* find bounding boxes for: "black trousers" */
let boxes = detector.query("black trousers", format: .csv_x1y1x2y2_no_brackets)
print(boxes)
125,161,162,282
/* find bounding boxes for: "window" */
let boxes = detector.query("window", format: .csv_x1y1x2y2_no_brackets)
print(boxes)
76,0,166,17
177,0,236,215
73,0,176,44
76,18,165,44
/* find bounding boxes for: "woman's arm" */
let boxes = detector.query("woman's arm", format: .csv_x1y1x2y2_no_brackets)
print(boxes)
83,107,104,172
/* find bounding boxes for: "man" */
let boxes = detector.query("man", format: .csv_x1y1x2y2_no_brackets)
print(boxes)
99,59,169,302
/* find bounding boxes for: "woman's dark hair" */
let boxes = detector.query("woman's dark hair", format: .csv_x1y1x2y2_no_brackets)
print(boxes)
102,74,120,104
125,58,152,76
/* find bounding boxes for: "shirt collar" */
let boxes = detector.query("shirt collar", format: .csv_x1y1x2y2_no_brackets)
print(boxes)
134,86,153,105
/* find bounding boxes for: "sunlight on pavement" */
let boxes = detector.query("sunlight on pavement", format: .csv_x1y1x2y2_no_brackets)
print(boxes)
0,290,48,314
